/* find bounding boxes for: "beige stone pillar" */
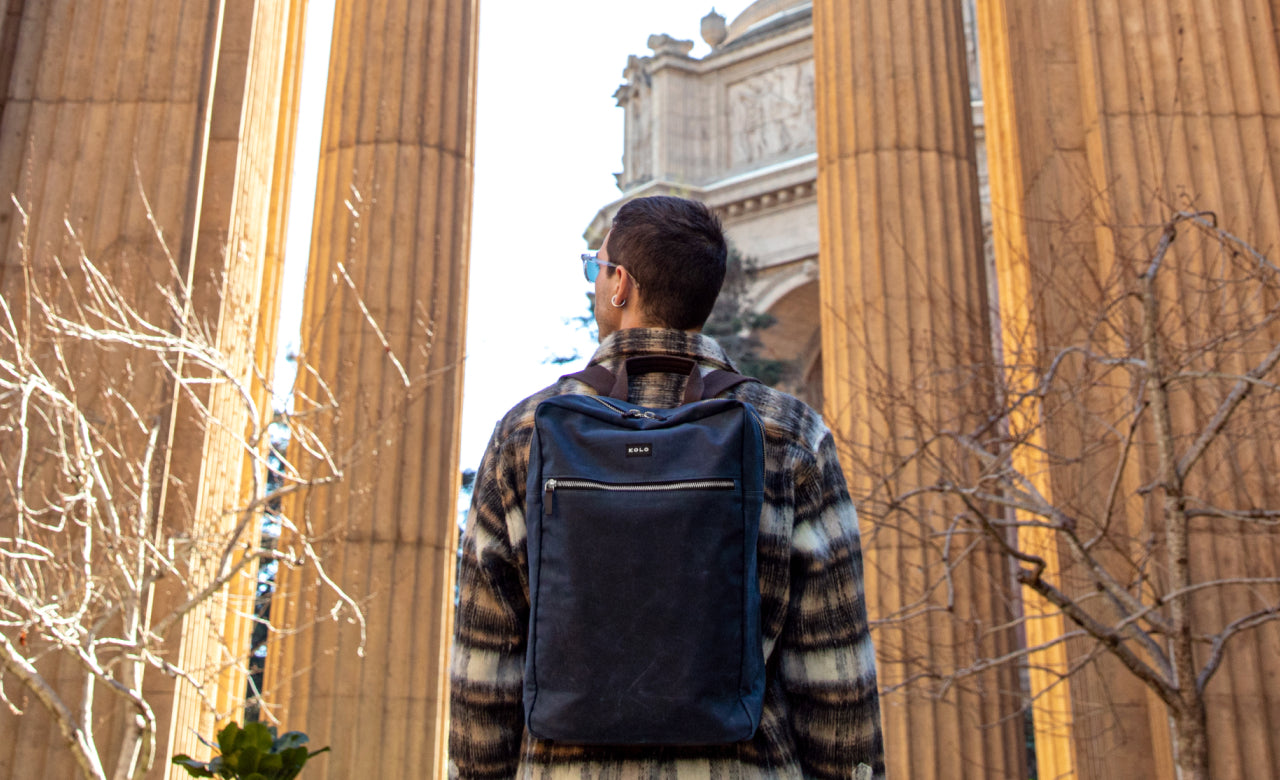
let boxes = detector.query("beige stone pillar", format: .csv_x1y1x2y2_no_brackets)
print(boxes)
198,0,310,750
163,0,307,764
812,1,1025,777
262,0,478,777
976,1,1280,778
972,3,1082,778
224,0,309,730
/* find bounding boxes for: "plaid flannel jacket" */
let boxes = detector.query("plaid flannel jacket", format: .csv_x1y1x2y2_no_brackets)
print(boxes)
449,329,885,779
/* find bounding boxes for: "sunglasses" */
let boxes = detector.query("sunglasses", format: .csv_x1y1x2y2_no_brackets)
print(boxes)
581,252,625,284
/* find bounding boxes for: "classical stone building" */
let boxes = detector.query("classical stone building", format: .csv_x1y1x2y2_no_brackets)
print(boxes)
587,2,825,410
586,0,988,414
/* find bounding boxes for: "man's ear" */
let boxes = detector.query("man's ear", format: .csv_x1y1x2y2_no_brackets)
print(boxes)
611,266,634,303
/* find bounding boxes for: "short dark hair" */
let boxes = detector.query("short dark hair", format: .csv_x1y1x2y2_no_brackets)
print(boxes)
605,196,728,330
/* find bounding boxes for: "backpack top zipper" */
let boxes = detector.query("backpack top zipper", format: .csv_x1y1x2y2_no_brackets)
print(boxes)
543,477,736,515
587,395,662,419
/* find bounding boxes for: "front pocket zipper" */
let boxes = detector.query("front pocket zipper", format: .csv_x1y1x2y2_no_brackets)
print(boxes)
543,477,736,515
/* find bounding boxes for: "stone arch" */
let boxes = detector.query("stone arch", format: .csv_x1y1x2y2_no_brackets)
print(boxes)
755,275,822,411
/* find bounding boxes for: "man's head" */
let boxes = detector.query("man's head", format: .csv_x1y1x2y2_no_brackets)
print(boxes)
593,196,728,340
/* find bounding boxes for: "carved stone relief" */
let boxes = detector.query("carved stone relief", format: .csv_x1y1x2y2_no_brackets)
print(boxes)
728,59,816,167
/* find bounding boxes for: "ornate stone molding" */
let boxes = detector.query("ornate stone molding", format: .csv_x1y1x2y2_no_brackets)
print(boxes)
719,179,816,218
646,33,694,57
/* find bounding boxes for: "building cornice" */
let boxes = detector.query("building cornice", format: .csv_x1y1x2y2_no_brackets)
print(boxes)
617,18,815,94
584,154,819,246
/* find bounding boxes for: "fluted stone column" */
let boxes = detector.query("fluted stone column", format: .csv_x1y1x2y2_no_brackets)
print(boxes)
199,0,310,749
975,2,1280,779
0,0,305,777
262,1,478,777
812,1,1025,777
971,3,1080,778
164,3,310,769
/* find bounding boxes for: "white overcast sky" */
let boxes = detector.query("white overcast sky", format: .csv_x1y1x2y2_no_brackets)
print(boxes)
278,0,760,474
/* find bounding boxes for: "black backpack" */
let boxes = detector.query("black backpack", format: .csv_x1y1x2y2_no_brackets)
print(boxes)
523,356,767,745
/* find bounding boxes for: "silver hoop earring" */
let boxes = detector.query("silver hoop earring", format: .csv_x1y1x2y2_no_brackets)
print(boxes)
610,294,626,308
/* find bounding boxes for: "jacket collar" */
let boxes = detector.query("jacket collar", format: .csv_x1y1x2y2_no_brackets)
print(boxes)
588,328,737,372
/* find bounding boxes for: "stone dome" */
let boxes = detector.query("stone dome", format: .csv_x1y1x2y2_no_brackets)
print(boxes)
722,0,812,46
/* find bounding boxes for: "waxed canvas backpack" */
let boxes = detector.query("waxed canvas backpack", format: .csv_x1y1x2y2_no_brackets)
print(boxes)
523,356,767,745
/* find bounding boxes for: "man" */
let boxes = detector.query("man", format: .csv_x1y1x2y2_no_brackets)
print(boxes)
449,196,884,778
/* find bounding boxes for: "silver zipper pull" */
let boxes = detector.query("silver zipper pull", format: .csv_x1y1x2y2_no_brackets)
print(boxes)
544,479,556,515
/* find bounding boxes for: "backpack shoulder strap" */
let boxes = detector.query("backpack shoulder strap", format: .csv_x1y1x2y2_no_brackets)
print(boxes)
564,364,616,396
701,369,759,399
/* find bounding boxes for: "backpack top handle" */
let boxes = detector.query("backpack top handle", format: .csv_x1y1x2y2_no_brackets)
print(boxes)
566,356,757,405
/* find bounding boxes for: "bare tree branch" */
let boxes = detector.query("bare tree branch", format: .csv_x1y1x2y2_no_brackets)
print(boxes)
0,632,105,780
1197,604,1280,694
1183,507,1280,525
1175,338,1280,479
1014,566,1178,708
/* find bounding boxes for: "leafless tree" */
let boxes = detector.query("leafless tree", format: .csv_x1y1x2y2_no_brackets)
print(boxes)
841,211,1280,780
0,192,420,779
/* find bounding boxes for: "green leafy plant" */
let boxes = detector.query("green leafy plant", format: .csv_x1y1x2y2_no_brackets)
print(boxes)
172,721,329,780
